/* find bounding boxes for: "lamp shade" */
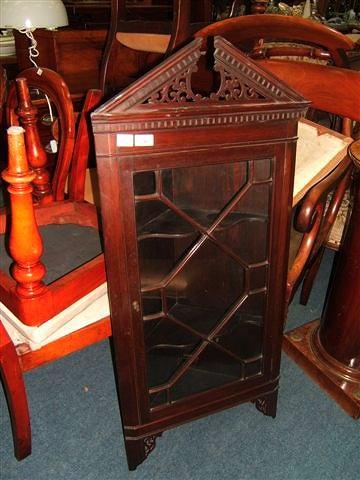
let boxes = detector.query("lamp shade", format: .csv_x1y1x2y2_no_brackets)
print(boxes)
0,0,69,30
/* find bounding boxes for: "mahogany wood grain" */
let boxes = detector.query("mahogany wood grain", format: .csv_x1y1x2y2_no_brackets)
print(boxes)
0,321,31,460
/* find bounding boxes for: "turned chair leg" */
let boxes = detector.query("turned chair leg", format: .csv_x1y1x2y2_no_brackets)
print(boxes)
0,323,31,460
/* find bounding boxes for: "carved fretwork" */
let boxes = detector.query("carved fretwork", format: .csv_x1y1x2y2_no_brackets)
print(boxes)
96,36,306,118
144,435,157,457
147,64,203,104
144,433,162,458
255,390,278,418
147,60,267,105
211,64,267,102
213,39,290,101
145,36,299,105
110,41,205,111
146,38,275,105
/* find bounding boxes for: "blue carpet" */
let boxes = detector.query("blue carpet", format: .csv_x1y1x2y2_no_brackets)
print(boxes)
1,250,359,479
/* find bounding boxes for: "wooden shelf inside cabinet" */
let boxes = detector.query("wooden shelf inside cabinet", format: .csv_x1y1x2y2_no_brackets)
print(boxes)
136,207,268,238
92,35,309,470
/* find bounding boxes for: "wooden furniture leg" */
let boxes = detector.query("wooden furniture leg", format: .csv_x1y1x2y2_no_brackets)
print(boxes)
283,140,360,419
0,322,31,460
2,125,47,301
299,247,325,305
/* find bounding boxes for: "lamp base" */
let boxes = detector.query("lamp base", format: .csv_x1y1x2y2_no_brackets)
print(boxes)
283,320,360,419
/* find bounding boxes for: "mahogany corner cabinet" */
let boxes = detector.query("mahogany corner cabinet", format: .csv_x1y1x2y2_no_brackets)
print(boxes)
91,36,308,470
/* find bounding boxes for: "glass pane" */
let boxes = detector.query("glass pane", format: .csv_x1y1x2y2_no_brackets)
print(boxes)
213,312,263,362
145,317,200,388
162,163,248,228
213,183,270,264
142,291,163,317
253,158,272,182
134,171,156,196
249,265,268,291
134,159,272,408
165,238,245,315
170,344,243,402
138,235,198,290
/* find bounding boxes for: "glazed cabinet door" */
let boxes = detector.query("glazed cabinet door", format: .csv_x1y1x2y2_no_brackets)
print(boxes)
134,157,272,409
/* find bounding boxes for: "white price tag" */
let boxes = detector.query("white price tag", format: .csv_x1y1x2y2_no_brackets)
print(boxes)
116,133,155,148
134,134,154,147
50,139,58,153
116,134,134,147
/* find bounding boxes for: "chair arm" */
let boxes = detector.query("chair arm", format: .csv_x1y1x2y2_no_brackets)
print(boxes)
294,155,353,234
287,156,353,304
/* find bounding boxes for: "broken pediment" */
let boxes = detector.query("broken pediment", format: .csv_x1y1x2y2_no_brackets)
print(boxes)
94,35,308,118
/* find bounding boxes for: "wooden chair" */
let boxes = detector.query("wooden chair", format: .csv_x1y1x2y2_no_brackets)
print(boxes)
0,320,30,460
100,0,213,95
255,60,360,304
2,72,106,326
195,14,356,68
0,73,111,459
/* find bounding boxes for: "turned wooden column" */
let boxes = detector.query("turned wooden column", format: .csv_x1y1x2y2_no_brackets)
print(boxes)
283,139,360,418
316,141,360,370
2,126,47,299
15,78,53,204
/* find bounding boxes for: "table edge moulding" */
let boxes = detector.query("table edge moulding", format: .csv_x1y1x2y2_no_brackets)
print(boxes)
91,36,309,470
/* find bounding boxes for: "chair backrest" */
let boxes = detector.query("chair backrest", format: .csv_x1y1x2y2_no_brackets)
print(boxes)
259,60,360,303
100,0,212,95
195,14,355,67
6,69,75,202
256,59,360,125
6,68,102,202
